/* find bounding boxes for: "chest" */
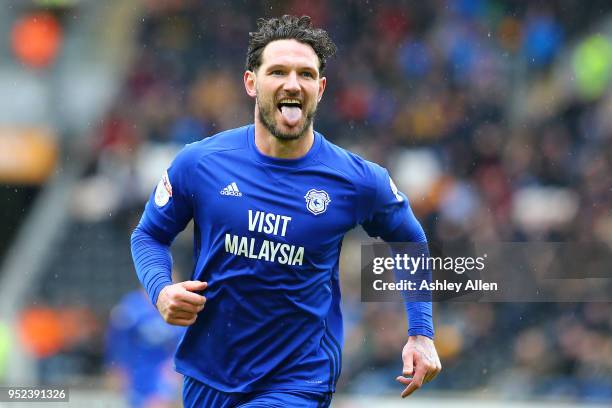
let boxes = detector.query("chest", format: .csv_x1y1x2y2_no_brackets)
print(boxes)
191,160,357,250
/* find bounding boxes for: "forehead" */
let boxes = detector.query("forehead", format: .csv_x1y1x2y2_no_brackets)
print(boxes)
259,39,320,71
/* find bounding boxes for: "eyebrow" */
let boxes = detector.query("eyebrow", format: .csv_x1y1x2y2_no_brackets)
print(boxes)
265,64,318,73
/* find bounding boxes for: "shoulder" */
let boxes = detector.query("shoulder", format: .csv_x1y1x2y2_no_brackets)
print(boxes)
173,124,250,167
316,132,386,187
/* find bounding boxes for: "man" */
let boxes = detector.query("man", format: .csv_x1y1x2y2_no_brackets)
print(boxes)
131,15,441,408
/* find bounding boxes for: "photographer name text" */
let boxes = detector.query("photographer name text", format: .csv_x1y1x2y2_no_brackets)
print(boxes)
372,279,498,292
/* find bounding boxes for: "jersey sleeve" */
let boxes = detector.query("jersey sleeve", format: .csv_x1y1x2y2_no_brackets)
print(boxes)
139,144,198,245
359,163,434,339
360,164,425,243
131,144,199,305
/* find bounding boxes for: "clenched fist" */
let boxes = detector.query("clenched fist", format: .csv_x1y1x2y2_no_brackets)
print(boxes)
156,280,207,326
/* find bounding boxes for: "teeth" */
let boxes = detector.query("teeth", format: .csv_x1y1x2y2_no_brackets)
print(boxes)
279,99,301,105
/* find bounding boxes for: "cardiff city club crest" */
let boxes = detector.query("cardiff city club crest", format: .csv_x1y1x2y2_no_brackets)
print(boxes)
304,189,331,215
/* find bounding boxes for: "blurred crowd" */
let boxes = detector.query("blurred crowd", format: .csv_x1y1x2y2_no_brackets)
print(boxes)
31,0,612,404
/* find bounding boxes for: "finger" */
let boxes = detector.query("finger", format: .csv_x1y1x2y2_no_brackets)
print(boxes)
402,350,414,376
401,365,427,398
180,280,207,292
168,315,198,326
168,299,204,314
424,363,442,384
423,370,434,384
423,365,437,384
420,358,435,384
395,376,412,385
177,290,207,307
170,310,198,320
401,365,426,398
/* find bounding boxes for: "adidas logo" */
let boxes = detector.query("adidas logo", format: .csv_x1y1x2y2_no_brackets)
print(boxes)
220,182,242,197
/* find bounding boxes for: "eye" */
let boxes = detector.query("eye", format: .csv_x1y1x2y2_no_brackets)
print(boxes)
301,71,314,78
271,70,285,76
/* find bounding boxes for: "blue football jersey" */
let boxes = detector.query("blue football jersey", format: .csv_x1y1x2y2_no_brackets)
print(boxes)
132,124,431,393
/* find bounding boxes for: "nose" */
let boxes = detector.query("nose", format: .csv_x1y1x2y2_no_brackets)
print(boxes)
283,71,300,93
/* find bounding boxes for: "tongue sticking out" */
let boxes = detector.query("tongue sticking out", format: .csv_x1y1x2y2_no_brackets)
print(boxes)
280,106,301,126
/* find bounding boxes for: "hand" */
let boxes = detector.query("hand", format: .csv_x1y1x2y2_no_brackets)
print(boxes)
156,280,207,326
395,335,442,398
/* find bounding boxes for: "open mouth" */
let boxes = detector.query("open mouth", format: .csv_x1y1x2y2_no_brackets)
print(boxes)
277,98,303,125
277,98,302,111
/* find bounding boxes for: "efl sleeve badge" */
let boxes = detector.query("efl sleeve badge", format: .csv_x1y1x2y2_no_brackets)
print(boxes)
154,170,173,207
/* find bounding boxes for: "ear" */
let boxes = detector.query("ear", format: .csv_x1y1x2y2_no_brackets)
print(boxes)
317,76,327,102
244,70,257,98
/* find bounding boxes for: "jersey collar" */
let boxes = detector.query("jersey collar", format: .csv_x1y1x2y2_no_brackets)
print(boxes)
247,124,322,167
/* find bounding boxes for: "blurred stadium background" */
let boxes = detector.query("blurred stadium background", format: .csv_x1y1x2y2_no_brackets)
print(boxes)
0,0,610,406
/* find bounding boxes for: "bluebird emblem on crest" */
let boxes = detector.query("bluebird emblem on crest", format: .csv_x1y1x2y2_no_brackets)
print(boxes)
304,189,331,215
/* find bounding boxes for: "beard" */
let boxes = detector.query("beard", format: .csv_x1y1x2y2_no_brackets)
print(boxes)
256,92,317,141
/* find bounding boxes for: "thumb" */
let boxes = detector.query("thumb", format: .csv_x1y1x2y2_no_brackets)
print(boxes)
180,280,207,292
403,351,414,376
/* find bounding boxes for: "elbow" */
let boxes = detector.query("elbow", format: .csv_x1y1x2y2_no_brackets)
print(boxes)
130,223,146,246
383,217,428,243
130,222,157,248
131,221,172,247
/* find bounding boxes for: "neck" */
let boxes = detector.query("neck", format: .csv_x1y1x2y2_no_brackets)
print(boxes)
254,109,314,159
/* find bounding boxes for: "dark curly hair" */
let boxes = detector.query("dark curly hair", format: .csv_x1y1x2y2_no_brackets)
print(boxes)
246,15,337,74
